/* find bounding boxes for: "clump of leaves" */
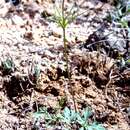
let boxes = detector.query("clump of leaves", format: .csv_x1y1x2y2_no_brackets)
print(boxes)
33,107,62,129
60,107,77,127
76,108,105,130
33,107,106,130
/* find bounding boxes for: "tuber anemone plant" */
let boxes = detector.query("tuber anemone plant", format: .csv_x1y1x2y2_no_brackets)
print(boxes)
52,0,78,78
33,106,106,130
52,0,78,111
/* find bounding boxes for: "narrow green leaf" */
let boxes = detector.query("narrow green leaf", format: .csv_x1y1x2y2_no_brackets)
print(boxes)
126,59,130,63
119,20,128,28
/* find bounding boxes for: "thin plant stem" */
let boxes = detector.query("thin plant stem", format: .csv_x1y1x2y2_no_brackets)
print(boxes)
61,0,77,112
63,28,69,76
62,0,69,78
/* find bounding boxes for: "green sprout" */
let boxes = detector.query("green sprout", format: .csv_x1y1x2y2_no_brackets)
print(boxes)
52,0,78,78
33,65,40,80
51,0,79,112
33,107,106,130
1,57,15,74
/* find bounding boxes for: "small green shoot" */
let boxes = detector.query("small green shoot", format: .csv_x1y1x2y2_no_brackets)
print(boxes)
58,96,67,108
52,0,78,78
1,57,15,74
33,107,106,130
51,0,79,112
61,107,77,124
33,65,40,79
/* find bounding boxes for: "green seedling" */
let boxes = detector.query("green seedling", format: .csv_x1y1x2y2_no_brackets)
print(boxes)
77,108,105,130
58,96,67,108
28,62,41,85
33,107,63,129
77,108,92,130
51,0,79,112
61,107,77,125
1,57,15,74
33,65,40,79
33,107,105,130
52,0,78,78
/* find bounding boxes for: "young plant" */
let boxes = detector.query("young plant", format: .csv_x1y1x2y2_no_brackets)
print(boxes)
52,0,78,112
52,0,78,78
1,57,15,74
33,107,63,129
58,96,67,108
76,108,92,127
61,107,77,125
33,107,106,130
76,108,105,130
28,57,41,86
